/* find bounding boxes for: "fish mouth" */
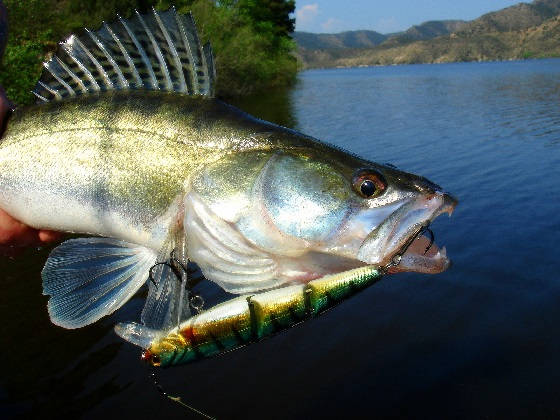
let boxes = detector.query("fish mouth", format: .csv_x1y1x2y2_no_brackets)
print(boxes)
357,192,457,274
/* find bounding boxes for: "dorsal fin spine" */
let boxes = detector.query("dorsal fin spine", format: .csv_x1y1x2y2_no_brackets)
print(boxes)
153,8,187,93
32,91,49,102
44,62,75,97
175,13,198,94
61,38,101,91
192,19,211,94
186,13,210,95
204,43,216,85
37,81,61,100
54,56,87,93
103,22,143,88
198,41,210,94
86,28,129,89
73,36,113,89
136,10,171,90
32,8,215,102
119,15,158,89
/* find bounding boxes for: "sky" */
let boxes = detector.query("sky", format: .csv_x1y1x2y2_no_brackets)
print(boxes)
295,0,523,33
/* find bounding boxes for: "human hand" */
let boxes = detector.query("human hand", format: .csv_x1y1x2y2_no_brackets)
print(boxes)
0,2,63,254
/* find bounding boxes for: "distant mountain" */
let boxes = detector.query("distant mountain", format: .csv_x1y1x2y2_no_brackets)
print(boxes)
295,20,466,69
295,0,560,69
385,20,467,45
459,0,560,34
332,15,560,68
293,30,386,50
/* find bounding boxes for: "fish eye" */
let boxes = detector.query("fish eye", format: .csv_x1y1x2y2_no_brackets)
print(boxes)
353,170,387,198
361,180,376,196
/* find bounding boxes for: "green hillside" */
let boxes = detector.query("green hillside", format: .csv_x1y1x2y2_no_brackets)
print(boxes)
385,20,466,45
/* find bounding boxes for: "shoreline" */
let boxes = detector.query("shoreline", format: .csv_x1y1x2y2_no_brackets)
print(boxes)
298,54,560,71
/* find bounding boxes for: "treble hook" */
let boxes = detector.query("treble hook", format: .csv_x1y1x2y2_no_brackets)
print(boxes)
148,261,175,286
423,227,435,255
148,249,188,287
382,223,430,273
147,250,206,314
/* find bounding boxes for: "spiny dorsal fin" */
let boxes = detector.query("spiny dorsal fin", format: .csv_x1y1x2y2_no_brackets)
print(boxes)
33,7,215,103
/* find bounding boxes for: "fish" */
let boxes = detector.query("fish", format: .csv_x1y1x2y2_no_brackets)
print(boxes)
0,8,457,334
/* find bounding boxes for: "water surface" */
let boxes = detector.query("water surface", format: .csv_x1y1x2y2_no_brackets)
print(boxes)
2,59,560,419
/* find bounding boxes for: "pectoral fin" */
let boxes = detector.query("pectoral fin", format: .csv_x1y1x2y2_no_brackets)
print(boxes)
42,237,156,329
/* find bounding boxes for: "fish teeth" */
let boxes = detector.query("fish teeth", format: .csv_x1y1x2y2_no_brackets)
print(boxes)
433,246,447,260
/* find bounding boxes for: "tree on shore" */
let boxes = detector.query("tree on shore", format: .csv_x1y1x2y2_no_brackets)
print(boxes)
0,0,297,104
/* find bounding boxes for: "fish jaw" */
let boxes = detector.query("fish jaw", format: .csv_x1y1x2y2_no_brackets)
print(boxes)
357,191,457,273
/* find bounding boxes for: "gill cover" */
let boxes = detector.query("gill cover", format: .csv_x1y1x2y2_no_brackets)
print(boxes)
186,150,358,292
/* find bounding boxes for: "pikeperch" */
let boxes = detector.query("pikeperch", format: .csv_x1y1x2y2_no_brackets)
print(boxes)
0,8,456,333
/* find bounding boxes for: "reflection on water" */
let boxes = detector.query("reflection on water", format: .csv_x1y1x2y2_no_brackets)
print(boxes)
0,247,123,416
2,59,560,419
227,85,299,129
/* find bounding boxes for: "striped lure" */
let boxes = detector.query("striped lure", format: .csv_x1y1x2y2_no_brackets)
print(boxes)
116,266,382,367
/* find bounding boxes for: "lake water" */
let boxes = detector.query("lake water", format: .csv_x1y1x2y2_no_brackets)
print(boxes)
3,59,560,419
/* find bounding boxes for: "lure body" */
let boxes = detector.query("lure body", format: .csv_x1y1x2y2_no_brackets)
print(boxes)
117,266,382,367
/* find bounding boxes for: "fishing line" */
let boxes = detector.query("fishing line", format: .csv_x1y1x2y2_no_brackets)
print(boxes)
149,368,216,420
146,249,213,417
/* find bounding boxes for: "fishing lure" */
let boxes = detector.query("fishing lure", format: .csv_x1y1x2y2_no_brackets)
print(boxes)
116,265,382,367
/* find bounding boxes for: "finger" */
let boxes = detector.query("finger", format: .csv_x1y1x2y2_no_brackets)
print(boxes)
38,230,65,243
0,208,41,247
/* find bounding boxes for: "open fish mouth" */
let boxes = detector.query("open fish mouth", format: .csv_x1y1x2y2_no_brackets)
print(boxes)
357,191,457,274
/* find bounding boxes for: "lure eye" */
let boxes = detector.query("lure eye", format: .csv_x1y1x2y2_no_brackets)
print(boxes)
141,349,161,366
353,170,387,198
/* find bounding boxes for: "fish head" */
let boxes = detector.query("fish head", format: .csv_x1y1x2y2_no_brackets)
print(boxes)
188,143,457,290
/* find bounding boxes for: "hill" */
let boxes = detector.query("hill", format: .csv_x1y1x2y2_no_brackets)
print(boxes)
293,30,386,50
296,0,560,68
335,15,560,67
460,0,560,34
385,20,467,45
